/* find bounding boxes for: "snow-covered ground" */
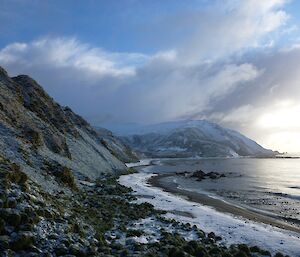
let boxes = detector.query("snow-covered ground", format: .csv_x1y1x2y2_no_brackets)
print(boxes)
125,159,154,168
119,172,300,256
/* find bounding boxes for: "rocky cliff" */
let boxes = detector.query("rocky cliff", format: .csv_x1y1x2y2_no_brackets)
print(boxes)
0,66,127,191
96,127,138,163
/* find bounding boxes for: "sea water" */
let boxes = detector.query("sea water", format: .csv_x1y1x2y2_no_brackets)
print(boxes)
144,157,300,228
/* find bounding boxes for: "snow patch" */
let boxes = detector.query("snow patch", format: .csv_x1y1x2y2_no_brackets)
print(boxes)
119,172,300,256
125,159,153,168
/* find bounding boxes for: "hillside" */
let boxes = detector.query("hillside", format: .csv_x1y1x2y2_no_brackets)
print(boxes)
121,120,276,158
0,66,130,190
0,66,156,256
96,127,138,163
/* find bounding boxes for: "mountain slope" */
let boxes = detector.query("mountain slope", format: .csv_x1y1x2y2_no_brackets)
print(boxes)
96,127,138,163
0,66,126,191
121,120,275,158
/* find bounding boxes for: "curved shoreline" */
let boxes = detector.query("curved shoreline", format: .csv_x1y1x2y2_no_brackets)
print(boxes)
119,171,300,256
148,172,300,234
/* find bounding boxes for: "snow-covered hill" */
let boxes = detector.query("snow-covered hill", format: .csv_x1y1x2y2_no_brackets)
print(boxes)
120,120,276,158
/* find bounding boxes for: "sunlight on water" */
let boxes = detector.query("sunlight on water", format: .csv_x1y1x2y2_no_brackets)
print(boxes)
146,158,300,227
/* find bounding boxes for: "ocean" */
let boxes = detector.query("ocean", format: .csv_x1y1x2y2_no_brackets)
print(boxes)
144,157,300,229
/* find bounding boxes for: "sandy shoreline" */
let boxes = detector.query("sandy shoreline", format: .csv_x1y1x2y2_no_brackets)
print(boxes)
119,171,300,256
148,172,300,234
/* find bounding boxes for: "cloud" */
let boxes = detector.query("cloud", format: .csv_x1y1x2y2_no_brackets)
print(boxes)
201,46,300,152
0,36,261,123
171,0,289,63
0,37,149,77
0,0,299,151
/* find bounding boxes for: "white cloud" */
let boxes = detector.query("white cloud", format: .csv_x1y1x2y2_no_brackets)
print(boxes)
0,37,149,78
175,0,289,63
0,37,260,122
0,0,299,152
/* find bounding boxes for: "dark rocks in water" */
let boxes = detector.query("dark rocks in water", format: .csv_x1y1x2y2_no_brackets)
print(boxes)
189,170,226,181
191,170,206,180
175,171,189,177
206,171,226,179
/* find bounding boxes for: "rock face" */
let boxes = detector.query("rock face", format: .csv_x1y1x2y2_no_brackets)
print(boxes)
96,127,138,163
0,66,126,191
120,120,276,158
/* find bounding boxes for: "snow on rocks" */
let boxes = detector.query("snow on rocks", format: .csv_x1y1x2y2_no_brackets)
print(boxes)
119,172,300,256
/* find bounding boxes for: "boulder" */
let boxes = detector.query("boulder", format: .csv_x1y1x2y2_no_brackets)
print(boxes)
10,231,35,251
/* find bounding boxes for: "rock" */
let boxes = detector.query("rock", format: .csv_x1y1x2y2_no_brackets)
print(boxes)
43,209,54,219
207,232,215,239
196,229,205,238
28,245,43,253
86,245,98,255
61,237,72,247
215,235,222,241
49,233,59,240
20,212,29,224
191,170,206,179
207,172,218,179
0,235,10,250
69,243,87,257
238,244,250,255
54,244,69,255
10,231,35,251
111,242,123,250
7,197,17,208
274,253,284,257
19,223,34,231
6,166,28,186
0,209,21,227
1,250,15,257
125,238,136,245
0,218,5,234
233,251,248,257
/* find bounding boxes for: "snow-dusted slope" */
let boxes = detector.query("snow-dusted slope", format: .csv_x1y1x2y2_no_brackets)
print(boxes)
0,66,126,191
96,127,139,163
121,120,275,158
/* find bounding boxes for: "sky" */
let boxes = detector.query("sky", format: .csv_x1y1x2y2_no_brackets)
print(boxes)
0,0,300,152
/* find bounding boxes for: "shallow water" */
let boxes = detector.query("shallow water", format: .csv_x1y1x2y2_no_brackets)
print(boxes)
145,157,300,228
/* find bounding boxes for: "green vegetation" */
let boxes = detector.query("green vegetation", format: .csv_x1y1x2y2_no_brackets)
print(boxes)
43,160,77,190
53,166,77,189
23,127,42,148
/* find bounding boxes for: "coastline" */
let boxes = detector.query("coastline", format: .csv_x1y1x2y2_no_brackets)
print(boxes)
119,171,300,256
149,173,300,234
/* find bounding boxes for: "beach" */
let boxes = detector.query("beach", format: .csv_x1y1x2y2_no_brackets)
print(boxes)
149,172,300,234
119,164,300,256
